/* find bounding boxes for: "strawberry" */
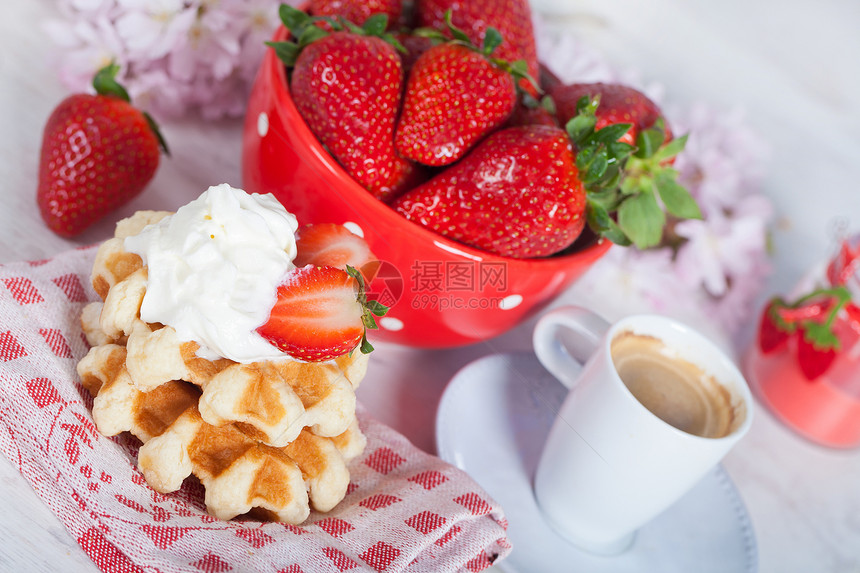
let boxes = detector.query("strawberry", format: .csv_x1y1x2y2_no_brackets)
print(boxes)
391,125,586,258
844,302,860,326
416,0,539,95
551,82,673,146
826,238,860,287
269,7,423,201
794,295,847,381
796,328,838,381
395,37,518,167
37,63,167,237
309,0,403,29
294,223,379,280
758,300,792,354
256,265,387,362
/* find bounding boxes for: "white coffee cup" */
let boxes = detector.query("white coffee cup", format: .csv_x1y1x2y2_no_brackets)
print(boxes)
532,306,753,555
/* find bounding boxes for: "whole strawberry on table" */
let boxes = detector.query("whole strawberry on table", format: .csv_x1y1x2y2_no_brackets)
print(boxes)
270,0,701,258
37,63,168,238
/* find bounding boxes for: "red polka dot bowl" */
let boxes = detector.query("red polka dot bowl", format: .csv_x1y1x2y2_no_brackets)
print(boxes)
240,24,611,348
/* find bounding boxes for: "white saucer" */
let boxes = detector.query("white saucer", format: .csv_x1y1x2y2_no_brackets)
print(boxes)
435,352,758,573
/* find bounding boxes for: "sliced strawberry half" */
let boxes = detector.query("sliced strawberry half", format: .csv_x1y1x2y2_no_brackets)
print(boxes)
294,223,379,280
257,265,387,362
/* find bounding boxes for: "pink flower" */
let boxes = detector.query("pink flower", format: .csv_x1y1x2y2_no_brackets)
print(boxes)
672,103,770,217
125,66,190,119
47,0,282,119
43,15,126,93
115,0,197,61
225,0,283,83
576,246,694,315
674,196,771,298
168,7,240,81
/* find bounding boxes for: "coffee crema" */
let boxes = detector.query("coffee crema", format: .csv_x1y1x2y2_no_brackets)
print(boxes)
610,332,740,439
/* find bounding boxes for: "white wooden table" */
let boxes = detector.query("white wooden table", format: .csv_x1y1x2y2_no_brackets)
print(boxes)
1,1,859,571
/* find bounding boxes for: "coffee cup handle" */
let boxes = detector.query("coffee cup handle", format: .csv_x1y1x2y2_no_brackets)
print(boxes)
533,306,611,390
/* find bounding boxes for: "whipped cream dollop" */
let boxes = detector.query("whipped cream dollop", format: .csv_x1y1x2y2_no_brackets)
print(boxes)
124,184,298,363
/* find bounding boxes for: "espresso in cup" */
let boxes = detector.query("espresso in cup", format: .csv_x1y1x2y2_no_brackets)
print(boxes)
533,307,754,554
611,331,744,439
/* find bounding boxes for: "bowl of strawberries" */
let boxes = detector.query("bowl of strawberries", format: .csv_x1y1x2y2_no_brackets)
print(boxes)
241,1,696,348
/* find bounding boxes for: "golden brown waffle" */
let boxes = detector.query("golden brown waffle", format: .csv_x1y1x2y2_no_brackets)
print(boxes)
196,355,366,447
77,343,365,522
77,213,370,522
91,211,170,300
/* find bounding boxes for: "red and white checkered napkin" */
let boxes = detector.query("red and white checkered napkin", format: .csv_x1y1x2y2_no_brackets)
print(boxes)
0,246,511,573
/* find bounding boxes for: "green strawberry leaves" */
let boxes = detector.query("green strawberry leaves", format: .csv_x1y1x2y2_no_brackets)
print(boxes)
268,3,405,67
566,95,701,249
617,191,666,249
617,127,700,248
359,13,389,36
802,320,840,350
482,27,504,56
655,168,700,219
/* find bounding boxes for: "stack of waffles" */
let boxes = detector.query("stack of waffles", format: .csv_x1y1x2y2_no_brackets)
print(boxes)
76,211,369,523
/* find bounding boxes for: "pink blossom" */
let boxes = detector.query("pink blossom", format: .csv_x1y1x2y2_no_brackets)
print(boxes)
115,0,197,62
672,103,770,216
579,246,693,315
168,7,240,82
48,0,282,119
225,0,284,83
44,16,126,93
673,195,772,297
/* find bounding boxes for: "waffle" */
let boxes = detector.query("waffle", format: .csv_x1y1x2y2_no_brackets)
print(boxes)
77,212,370,522
196,354,366,447
77,343,365,522
90,210,170,300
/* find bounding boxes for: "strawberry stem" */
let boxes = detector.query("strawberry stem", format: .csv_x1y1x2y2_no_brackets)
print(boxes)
413,10,541,95
346,265,388,355
91,62,169,156
565,95,699,249
92,63,130,102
